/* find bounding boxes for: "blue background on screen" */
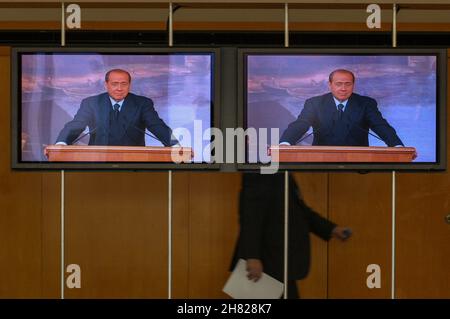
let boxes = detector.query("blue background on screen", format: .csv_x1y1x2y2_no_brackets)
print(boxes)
21,53,212,162
247,55,437,163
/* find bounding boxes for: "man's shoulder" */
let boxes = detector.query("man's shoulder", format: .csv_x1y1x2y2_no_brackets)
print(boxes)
307,92,332,101
125,93,153,104
82,92,108,103
351,93,377,104
305,92,333,106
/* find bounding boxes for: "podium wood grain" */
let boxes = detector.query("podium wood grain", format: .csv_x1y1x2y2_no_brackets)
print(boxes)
269,145,416,162
45,145,193,162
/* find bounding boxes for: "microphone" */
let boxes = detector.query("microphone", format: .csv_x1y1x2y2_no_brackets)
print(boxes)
294,131,314,145
294,126,323,145
127,123,162,144
347,123,388,145
71,127,97,145
121,116,178,146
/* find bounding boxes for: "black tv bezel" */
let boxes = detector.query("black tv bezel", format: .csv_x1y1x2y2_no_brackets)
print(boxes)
11,47,221,170
237,47,447,171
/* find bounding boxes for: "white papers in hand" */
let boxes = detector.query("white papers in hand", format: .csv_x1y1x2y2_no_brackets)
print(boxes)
223,259,284,299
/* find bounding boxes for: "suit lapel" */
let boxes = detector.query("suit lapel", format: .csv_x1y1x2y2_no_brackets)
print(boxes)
117,94,139,139
98,93,111,144
321,93,337,133
343,94,363,129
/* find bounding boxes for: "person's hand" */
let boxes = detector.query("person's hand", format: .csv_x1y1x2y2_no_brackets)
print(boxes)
246,258,263,282
331,226,352,241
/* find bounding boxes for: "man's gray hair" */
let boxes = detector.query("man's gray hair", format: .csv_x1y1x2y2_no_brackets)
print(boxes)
329,69,355,83
105,69,131,82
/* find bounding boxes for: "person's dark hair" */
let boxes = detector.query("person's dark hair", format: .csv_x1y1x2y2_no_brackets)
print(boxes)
105,69,131,82
329,69,355,83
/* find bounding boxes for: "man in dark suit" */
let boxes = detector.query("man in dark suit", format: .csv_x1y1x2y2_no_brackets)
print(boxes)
231,173,351,299
56,69,178,146
280,69,404,147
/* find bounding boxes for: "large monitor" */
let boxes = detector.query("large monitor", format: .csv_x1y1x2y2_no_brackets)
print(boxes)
12,47,219,169
238,48,446,171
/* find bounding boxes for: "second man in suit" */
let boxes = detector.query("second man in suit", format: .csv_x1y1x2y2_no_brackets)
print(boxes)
279,69,404,147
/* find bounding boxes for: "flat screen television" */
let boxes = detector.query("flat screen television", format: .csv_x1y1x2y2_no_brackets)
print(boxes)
12,47,219,170
238,48,447,171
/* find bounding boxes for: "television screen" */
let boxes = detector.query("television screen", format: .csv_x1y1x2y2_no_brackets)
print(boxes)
239,48,446,171
12,48,218,169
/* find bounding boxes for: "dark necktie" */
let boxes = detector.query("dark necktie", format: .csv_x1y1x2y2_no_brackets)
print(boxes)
113,103,120,120
337,103,344,120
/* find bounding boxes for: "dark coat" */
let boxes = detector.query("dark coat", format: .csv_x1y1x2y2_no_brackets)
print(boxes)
231,173,336,281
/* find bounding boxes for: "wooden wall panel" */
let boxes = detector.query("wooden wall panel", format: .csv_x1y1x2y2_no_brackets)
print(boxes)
172,172,190,298
40,172,61,298
328,173,392,298
293,172,329,299
0,172,43,298
394,57,450,298
1,35,450,300
184,172,330,299
0,47,43,298
188,172,241,298
64,172,168,298
3,21,450,32
396,172,450,298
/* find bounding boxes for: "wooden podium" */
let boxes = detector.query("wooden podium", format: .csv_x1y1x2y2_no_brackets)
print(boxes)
268,145,416,162
44,145,193,163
